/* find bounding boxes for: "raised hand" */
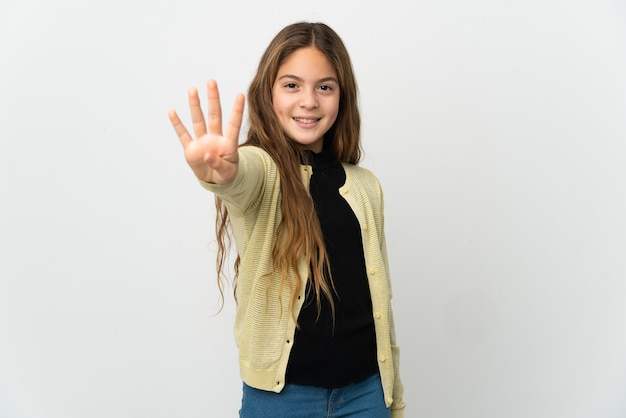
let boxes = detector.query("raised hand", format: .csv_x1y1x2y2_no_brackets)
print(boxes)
168,80,245,185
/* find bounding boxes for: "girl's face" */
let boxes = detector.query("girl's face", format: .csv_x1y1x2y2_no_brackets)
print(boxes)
272,47,340,153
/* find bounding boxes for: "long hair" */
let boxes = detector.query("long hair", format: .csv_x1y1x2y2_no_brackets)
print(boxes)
215,22,361,320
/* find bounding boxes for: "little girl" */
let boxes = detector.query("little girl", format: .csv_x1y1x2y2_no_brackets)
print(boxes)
169,22,405,418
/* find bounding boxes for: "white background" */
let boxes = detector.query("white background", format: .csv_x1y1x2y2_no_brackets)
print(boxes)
1,0,626,417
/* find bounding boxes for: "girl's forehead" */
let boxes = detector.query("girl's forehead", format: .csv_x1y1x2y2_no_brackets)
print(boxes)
276,47,337,79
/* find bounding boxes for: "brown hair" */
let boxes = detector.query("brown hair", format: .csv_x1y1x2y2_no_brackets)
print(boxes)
216,22,361,320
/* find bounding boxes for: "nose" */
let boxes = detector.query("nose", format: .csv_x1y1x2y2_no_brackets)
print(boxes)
299,89,319,109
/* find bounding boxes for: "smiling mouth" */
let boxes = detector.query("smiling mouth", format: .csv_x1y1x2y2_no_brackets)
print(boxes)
293,117,321,124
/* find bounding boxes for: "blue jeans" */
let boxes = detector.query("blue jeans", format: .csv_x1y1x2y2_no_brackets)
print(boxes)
239,373,390,418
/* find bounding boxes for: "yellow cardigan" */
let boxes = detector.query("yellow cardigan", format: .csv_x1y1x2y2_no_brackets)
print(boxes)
201,146,405,417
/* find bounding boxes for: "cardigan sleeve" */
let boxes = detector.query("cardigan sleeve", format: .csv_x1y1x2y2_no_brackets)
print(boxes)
370,174,405,416
198,146,270,215
380,189,406,416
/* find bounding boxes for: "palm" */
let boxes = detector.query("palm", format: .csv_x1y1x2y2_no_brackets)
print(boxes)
169,80,245,184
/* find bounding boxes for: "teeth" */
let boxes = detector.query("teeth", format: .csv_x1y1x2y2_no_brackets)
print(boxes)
294,118,318,123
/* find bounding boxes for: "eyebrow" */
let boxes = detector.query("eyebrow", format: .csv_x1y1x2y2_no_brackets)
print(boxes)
277,74,339,84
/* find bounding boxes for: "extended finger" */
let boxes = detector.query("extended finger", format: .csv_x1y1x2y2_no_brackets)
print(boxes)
206,80,223,136
188,87,207,138
225,93,245,144
168,109,193,148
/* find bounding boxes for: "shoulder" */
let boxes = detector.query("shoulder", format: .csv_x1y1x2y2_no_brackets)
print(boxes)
237,145,279,179
343,164,383,191
239,144,273,165
343,163,378,179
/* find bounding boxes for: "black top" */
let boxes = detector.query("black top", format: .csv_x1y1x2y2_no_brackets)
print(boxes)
286,149,378,388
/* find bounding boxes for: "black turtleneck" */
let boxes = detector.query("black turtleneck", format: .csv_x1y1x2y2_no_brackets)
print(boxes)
286,149,378,388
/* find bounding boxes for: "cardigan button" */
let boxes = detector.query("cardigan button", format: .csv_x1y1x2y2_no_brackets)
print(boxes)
379,354,386,362
386,397,394,404
374,311,382,319
368,268,376,275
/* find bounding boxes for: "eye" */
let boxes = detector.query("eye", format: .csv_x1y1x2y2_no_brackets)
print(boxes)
285,83,298,89
319,84,333,91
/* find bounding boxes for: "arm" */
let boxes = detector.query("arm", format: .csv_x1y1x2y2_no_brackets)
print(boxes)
379,183,406,417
